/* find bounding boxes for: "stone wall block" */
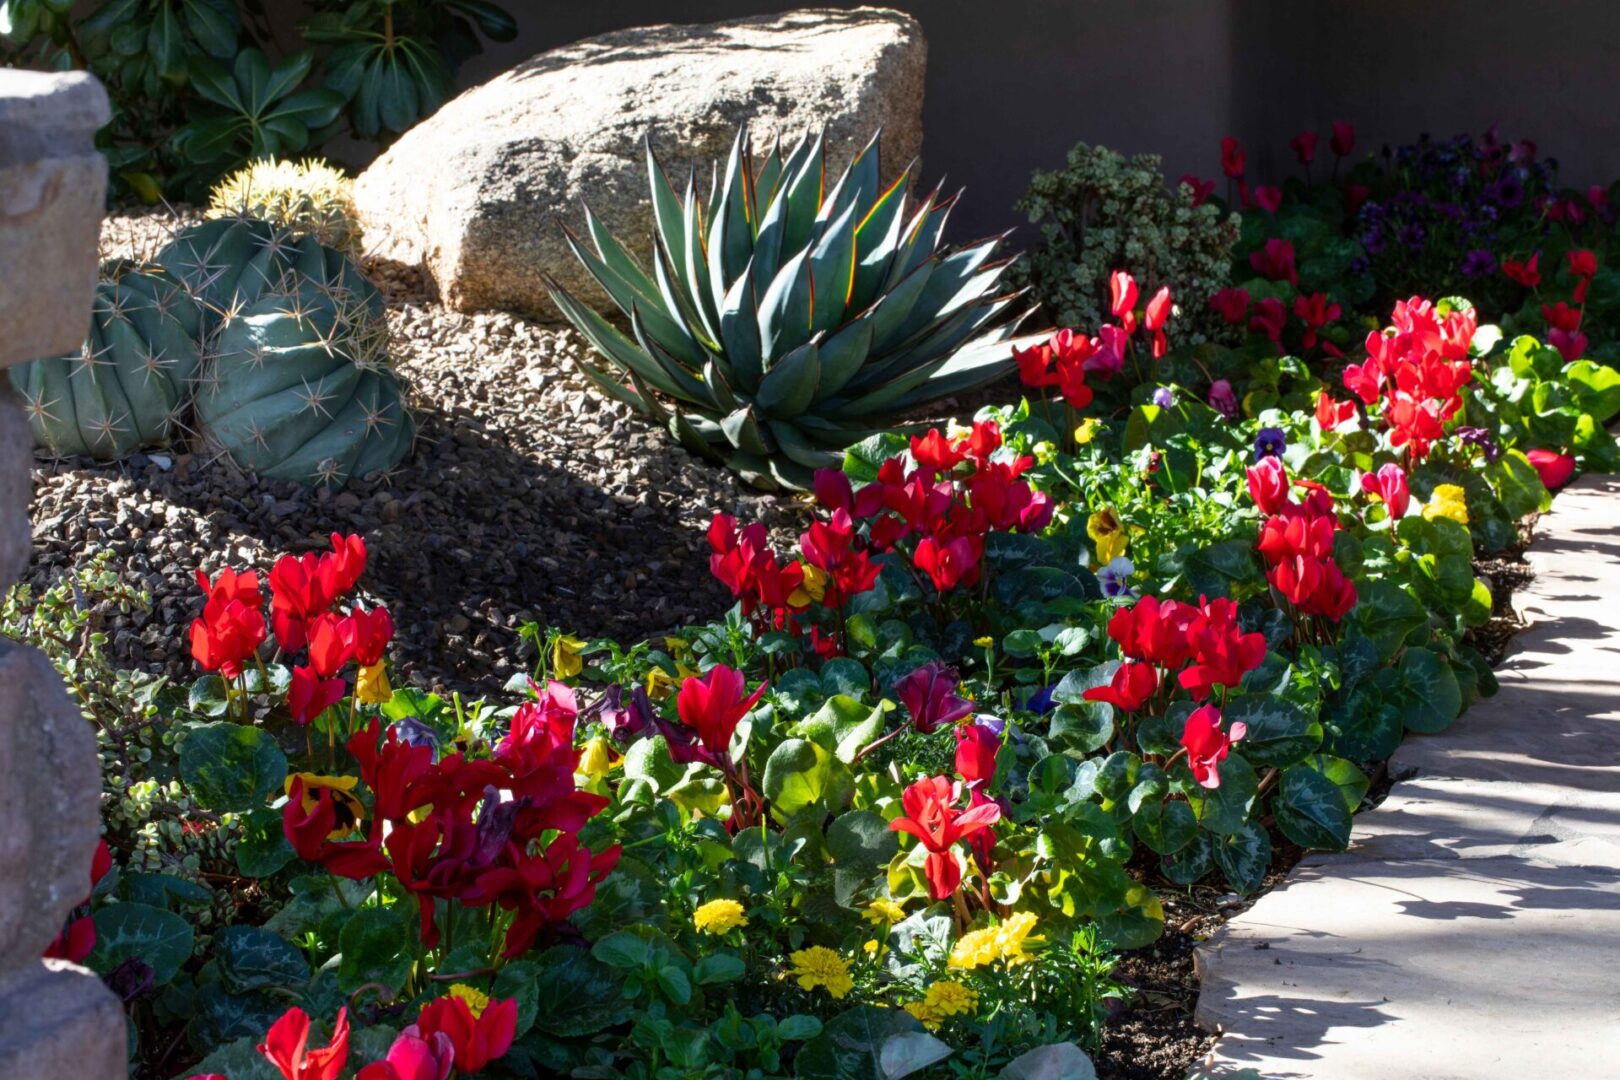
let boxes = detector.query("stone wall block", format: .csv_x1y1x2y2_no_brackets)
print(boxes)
0,70,110,367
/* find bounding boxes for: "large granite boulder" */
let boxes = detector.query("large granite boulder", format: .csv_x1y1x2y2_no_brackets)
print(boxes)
353,6,926,320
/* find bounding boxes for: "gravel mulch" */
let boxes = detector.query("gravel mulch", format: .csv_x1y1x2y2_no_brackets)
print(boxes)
24,210,808,695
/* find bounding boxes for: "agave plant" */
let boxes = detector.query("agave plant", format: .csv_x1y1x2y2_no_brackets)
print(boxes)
547,126,1031,490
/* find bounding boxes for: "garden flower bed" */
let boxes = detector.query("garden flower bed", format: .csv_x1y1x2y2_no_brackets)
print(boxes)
8,34,1620,1075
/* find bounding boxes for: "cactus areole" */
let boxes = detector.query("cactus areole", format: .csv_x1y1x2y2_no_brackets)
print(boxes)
10,262,203,459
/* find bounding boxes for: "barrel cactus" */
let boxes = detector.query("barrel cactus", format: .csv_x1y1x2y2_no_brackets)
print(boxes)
9,262,203,459
194,255,413,487
207,158,363,257
158,216,414,486
547,126,1031,490
156,216,375,331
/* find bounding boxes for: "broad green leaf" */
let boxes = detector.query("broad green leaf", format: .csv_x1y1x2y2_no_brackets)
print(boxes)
178,722,287,812
88,902,193,985
337,906,412,993
1224,696,1321,768
1274,766,1354,850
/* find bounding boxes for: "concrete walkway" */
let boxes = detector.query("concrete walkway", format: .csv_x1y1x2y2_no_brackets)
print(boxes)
1193,475,1620,1079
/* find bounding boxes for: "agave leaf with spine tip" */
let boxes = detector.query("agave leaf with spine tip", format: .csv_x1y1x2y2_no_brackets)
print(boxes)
552,124,1022,490
567,218,704,367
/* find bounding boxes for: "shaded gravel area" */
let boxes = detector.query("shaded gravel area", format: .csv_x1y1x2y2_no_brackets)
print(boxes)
25,211,808,694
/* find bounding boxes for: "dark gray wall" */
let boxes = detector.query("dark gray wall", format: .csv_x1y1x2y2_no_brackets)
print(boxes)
306,2,1620,241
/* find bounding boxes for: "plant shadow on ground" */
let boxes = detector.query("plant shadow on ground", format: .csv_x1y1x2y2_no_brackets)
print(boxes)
26,395,738,696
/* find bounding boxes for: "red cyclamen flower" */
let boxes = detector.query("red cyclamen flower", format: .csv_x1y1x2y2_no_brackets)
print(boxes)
954,723,1000,790
259,1007,349,1080
889,775,1001,899
289,664,346,726
189,567,267,678
355,1032,453,1080
410,994,518,1075
1083,661,1159,713
1210,287,1249,325
674,665,766,766
1180,705,1246,788
1527,449,1576,491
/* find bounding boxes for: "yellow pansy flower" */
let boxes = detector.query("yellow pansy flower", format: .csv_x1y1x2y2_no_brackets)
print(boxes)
552,634,588,679
864,898,907,926
787,946,854,999
576,737,619,789
1423,483,1469,525
1073,418,1100,446
285,773,364,838
355,661,392,705
693,899,748,935
1087,508,1128,565
646,663,694,700
448,983,490,1018
973,635,994,649
796,562,829,605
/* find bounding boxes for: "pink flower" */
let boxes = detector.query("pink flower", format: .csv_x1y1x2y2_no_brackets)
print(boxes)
1253,185,1283,213
1180,705,1246,789
1330,121,1355,157
1249,239,1299,286
1209,287,1250,325
1246,456,1292,515
1220,137,1246,178
1290,130,1319,165
1549,327,1588,362
1110,270,1140,330
1180,175,1215,206
1359,463,1410,519
1527,449,1576,491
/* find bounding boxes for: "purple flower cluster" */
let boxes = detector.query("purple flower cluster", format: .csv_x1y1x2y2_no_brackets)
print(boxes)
1357,129,1577,283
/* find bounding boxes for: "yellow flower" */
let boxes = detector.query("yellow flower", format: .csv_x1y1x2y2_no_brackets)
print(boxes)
1073,418,1100,446
903,981,979,1029
787,946,854,999
577,737,619,784
864,898,907,926
863,939,885,956
1423,483,1469,525
948,912,1045,970
552,634,588,679
973,635,994,649
355,661,392,705
284,773,363,838
693,899,748,935
1033,440,1057,465
1087,508,1128,565
448,983,490,1018
795,562,829,605
664,636,692,659
646,664,694,701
